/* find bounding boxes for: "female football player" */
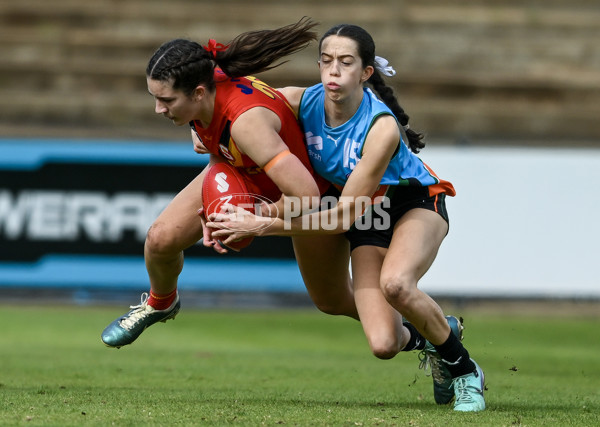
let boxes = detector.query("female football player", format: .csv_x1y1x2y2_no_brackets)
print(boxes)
100,18,324,349
208,23,486,412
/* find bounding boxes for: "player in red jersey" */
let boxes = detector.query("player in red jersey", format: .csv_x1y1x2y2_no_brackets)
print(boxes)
101,18,323,348
188,71,319,202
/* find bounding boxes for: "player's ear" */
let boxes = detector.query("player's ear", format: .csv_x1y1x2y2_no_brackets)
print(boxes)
360,66,374,83
193,85,207,101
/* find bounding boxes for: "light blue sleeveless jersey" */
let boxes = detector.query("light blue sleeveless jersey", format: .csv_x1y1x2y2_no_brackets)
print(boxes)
299,84,443,188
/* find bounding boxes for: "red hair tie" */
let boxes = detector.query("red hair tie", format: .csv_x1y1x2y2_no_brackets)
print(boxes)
203,39,228,59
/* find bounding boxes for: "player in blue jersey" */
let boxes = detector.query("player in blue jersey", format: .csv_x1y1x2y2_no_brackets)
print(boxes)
208,23,485,412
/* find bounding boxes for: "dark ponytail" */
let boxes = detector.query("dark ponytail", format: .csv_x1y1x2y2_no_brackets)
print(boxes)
146,17,318,96
216,17,318,77
319,24,425,153
368,71,425,153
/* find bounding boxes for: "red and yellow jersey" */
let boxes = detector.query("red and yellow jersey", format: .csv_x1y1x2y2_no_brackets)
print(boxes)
190,69,322,201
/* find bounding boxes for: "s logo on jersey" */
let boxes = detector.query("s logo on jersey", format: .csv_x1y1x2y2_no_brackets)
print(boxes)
305,132,323,150
218,145,235,162
305,131,323,162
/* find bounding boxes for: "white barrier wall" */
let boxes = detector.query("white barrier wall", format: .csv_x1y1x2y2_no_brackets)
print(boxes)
417,145,599,299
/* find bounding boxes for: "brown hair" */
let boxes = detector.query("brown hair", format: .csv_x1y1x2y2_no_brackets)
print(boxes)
146,17,318,95
320,24,425,153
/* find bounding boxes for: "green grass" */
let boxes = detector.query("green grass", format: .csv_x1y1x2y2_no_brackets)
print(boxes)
1,304,599,426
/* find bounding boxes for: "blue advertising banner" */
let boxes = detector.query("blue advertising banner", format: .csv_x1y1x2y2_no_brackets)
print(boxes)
0,139,303,293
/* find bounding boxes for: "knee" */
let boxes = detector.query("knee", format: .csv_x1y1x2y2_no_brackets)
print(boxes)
368,336,399,360
307,279,357,318
313,300,350,317
145,222,179,257
380,273,417,312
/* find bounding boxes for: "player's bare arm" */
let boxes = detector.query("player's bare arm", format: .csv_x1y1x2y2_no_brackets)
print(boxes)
277,86,306,115
208,116,400,239
231,107,320,205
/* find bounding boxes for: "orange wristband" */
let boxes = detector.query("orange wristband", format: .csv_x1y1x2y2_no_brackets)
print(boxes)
263,150,291,173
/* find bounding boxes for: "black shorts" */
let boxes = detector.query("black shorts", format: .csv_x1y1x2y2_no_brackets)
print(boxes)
344,185,450,251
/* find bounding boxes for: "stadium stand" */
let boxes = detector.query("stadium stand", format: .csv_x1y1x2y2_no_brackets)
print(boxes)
1,0,599,144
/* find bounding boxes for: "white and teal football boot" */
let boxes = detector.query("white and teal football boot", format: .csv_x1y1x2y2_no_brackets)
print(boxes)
453,358,486,412
101,292,180,348
418,315,464,405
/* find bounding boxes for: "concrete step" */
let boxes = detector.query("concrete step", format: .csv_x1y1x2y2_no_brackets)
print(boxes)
1,0,599,141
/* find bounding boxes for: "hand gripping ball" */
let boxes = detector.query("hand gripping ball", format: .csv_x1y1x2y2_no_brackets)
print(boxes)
202,162,256,251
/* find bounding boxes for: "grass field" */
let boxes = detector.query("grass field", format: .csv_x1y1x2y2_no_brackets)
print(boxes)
1,302,599,426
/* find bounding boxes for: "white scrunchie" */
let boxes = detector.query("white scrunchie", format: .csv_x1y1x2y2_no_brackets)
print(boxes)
374,55,396,77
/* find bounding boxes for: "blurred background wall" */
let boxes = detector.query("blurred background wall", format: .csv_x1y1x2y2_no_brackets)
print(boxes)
1,0,599,302
1,0,599,144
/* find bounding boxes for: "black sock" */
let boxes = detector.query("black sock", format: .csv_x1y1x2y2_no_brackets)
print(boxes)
401,322,426,351
433,331,476,377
